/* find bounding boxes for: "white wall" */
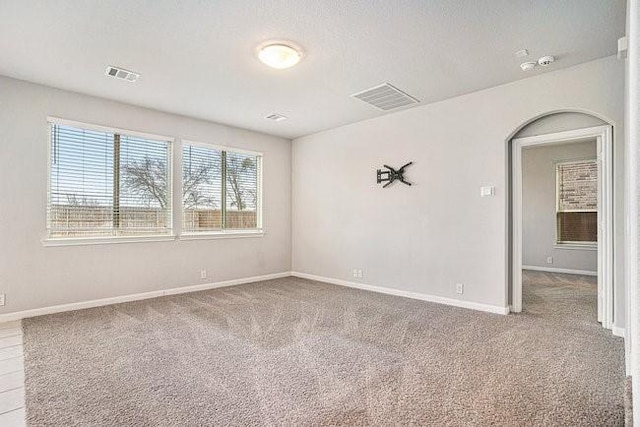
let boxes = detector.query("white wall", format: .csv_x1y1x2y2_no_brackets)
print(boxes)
625,0,640,417
515,112,606,138
0,76,292,315
522,140,597,272
293,56,625,324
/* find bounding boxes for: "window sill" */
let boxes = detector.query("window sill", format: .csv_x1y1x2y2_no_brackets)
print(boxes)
180,230,265,240
42,235,176,247
554,243,597,251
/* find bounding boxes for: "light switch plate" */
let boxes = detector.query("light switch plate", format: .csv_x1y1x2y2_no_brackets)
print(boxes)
480,186,495,197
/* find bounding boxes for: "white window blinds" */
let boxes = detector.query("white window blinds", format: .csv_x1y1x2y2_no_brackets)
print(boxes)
224,151,259,229
48,122,172,238
182,143,261,232
182,145,223,231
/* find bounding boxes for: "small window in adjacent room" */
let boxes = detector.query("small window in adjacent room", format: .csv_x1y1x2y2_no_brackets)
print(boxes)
556,160,597,245
182,142,262,233
47,120,173,239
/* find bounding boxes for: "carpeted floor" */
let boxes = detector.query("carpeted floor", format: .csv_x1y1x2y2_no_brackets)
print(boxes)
22,271,625,426
626,376,634,426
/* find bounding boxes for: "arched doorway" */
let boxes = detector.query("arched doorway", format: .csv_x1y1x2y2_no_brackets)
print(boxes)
508,111,614,329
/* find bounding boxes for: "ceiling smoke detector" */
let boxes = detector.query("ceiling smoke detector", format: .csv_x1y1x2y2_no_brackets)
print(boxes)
265,113,287,122
520,61,537,71
105,66,140,82
538,56,555,66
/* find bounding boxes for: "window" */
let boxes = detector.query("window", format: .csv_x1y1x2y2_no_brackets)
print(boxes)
182,142,261,233
47,121,172,239
556,160,597,244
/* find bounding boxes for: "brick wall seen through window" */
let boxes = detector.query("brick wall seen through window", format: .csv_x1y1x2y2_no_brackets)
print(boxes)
556,160,597,244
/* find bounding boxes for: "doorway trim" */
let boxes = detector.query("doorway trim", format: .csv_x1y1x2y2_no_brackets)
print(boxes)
511,125,613,329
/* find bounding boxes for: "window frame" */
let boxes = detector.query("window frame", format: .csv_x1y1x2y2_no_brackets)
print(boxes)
43,117,175,246
554,158,598,248
179,139,264,239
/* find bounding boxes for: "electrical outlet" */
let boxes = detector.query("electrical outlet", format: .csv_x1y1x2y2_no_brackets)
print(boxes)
0,293,5,306
546,257,553,264
358,269,363,278
352,269,359,278
456,283,464,294
200,269,207,279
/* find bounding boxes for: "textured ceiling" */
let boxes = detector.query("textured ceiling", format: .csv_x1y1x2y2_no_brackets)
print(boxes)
0,0,626,139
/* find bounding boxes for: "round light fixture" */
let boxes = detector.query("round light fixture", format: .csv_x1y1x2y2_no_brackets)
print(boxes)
257,42,303,69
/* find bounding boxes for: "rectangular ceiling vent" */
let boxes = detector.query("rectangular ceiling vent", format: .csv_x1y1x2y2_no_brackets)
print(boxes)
105,66,140,82
265,113,287,122
351,83,419,111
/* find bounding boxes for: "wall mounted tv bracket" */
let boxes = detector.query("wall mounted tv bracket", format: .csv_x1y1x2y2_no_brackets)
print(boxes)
376,162,413,188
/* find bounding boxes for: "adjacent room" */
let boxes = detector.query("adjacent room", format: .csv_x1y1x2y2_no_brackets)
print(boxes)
522,136,601,321
1,1,639,425
516,114,607,327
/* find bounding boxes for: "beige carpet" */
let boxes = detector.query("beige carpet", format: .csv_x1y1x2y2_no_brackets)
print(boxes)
626,376,633,426
23,271,625,426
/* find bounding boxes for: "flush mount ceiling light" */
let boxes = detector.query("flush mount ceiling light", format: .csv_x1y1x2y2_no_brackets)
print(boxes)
257,41,303,69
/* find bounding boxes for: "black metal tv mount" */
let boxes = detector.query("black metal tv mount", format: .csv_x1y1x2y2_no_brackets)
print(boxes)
376,162,413,188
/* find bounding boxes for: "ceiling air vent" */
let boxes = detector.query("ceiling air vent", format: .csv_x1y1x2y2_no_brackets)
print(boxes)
351,83,419,111
265,113,287,122
105,66,140,82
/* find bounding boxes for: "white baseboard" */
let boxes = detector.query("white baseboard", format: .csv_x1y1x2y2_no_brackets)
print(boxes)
291,271,509,315
612,325,626,338
522,265,597,276
0,271,291,323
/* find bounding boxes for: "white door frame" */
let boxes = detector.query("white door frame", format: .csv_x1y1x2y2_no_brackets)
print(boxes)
511,125,613,329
